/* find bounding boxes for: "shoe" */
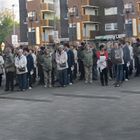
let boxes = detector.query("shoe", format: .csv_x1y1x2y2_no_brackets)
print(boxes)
44,85,47,88
89,81,93,84
101,83,104,86
125,79,129,81
114,84,120,87
69,83,73,85
5,89,9,91
85,81,88,84
105,83,108,86
11,89,14,92
48,85,52,88
22,89,26,92
29,87,32,90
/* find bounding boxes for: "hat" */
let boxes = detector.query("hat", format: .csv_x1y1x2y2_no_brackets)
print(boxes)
18,49,23,53
58,45,64,49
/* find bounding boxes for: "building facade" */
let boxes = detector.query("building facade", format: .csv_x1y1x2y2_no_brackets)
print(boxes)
26,0,55,45
19,0,56,46
60,0,125,42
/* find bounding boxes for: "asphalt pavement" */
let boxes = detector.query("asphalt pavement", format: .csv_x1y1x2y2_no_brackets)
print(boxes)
0,77,140,140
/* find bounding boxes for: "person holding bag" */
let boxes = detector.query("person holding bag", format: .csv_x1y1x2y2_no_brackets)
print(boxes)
4,47,15,91
56,45,68,87
97,44,108,86
15,49,28,91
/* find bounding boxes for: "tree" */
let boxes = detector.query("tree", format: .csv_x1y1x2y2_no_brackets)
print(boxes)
0,9,18,44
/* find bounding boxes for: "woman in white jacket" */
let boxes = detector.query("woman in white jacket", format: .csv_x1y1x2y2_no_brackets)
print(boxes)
0,53,4,87
56,45,68,87
15,49,27,91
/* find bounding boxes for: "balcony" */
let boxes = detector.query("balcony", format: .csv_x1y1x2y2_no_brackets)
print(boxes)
83,15,99,23
82,0,93,5
40,20,54,28
41,3,54,12
82,0,98,8
83,30,99,40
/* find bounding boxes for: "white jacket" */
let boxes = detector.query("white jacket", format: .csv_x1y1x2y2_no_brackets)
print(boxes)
15,55,28,74
0,55,4,74
97,56,107,72
0,55,4,66
55,50,68,70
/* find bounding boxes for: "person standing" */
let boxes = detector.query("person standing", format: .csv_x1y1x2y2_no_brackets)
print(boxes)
77,44,85,80
97,44,108,86
64,43,74,85
30,49,37,83
42,48,52,88
24,48,34,89
127,41,134,76
56,45,68,87
133,38,140,77
92,44,98,80
83,44,93,84
15,49,27,91
71,45,78,80
121,40,131,81
4,48,15,91
111,42,124,87
0,53,4,87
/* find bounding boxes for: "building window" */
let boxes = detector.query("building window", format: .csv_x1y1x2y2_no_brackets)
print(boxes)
28,11,35,18
28,27,35,32
95,24,99,31
104,7,117,16
105,23,118,31
124,2,134,13
42,0,54,4
69,23,76,28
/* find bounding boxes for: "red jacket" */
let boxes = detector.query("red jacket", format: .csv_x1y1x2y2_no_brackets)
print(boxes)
96,51,108,60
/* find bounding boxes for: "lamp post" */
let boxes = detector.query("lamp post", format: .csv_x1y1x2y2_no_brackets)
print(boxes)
12,4,16,35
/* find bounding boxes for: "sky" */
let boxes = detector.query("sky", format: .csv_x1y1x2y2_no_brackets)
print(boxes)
0,0,19,21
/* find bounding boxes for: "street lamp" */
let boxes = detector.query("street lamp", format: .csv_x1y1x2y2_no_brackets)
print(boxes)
12,4,16,35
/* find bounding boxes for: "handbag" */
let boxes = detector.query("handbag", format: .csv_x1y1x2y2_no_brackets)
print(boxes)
115,58,122,64
60,63,66,68
18,67,26,72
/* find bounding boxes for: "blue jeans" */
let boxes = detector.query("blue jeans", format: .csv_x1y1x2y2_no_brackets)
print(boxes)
116,64,123,82
18,73,27,90
58,69,67,86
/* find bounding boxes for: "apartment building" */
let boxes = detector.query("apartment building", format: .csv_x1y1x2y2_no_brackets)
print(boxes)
60,0,125,42
23,0,55,45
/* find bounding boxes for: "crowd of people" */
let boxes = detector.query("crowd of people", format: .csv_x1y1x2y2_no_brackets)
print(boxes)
0,37,140,92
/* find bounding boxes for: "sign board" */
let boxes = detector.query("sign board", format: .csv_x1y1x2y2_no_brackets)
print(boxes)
12,35,18,46
19,42,29,45
53,31,59,43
